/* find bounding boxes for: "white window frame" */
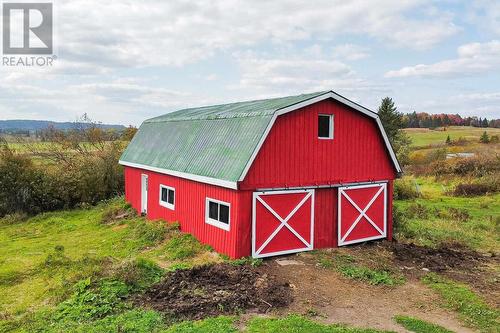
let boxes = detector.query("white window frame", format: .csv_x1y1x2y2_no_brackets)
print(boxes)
205,197,230,231
318,114,334,139
159,184,175,210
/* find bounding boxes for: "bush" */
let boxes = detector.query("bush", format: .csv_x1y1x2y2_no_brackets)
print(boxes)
0,119,126,217
404,203,429,219
453,183,496,197
0,212,28,225
394,179,419,200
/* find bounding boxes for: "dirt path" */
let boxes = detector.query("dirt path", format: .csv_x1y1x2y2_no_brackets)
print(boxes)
265,253,476,333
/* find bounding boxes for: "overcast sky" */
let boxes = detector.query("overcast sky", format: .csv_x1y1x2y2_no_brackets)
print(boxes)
1,0,499,125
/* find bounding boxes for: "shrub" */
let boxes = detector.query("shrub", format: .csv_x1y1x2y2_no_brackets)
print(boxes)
453,183,495,197
404,203,429,219
447,207,470,222
0,212,28,225
394,179,419,200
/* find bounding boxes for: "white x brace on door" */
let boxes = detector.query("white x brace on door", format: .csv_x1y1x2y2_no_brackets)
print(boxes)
252,189,314,258
338,183,387,246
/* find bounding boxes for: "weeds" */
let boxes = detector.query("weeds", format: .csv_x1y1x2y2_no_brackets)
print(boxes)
109,258,164,291
394,178,420,200
130,219,170,249
55,278,131,321
318,253,403,286
163,233,205,260
338,265,404,286
422,273,499,332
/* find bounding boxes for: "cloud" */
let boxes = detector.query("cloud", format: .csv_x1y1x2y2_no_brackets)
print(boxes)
51,0,458,73
332,44,370,61
230,50,392,112
385,40,500,78
467,1,500,36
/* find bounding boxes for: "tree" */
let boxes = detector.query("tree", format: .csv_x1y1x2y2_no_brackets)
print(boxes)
377,97,411,166
121,126,138,141
378,97,402,143
479,131,490,143
445,135,451,145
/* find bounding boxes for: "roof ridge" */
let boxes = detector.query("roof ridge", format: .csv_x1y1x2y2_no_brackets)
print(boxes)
144,91,329,123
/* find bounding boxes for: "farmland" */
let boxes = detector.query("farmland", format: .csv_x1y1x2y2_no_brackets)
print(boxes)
404,126,500,148
0,126,499,333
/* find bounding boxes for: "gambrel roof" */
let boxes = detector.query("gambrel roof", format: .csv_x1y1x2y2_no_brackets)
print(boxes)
119,91,401,189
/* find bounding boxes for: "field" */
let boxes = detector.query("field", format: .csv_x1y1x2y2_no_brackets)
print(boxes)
0,127,499,333
404,126,500,147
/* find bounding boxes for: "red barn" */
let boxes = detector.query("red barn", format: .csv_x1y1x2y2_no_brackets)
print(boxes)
119,91,401,258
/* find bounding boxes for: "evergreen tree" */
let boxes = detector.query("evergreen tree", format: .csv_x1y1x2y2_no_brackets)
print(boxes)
378,97,402,143
445,135,451,145
377,97,411,166
479,131,490,143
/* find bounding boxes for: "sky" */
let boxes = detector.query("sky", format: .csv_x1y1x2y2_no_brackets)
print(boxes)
0,0,499,126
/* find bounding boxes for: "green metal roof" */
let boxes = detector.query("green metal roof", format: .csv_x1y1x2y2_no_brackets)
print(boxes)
119,91,328,184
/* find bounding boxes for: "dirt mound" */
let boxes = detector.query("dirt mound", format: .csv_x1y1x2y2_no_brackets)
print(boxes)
135,263,292,320
390,242,487,272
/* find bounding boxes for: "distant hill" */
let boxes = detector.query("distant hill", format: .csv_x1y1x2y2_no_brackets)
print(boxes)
0,120,125,132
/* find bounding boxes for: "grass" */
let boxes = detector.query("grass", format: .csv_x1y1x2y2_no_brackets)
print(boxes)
394,316,453,333
245,315,394,333
394,177,500,252
0,198,213,319
404,126,500,147
422,273,499,332
318,253,404,286
164,316,237,333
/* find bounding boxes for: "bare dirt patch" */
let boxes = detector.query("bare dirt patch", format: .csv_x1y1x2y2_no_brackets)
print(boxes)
270,251,476,333
387,241,499,307
389,241,488,273
135,263,292,320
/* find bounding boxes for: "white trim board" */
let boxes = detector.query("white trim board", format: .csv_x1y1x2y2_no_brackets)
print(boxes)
238,91,402,182
119,160,238,190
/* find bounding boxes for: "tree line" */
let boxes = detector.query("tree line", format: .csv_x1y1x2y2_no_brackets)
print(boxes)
402,112,500,129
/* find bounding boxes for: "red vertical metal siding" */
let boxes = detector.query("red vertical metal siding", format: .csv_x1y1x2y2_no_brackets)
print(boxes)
240,99,397,190
124,166,251,258
313,188,337,248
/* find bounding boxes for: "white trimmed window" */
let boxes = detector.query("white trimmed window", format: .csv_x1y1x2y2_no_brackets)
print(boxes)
318,114,334,139
159,185,175,210
205,198,230,231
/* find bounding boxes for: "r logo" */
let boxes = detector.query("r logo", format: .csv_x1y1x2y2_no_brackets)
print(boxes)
2,2,53,54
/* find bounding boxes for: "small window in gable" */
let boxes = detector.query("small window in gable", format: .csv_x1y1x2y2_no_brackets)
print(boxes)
205,198,230,231
318,114,333,139
159,185,175,210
